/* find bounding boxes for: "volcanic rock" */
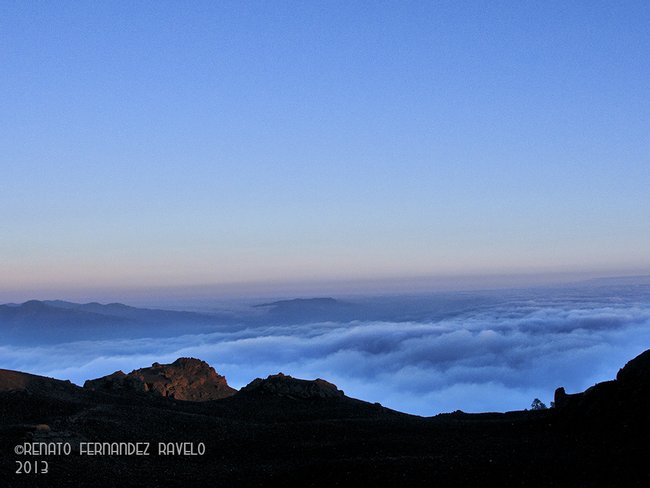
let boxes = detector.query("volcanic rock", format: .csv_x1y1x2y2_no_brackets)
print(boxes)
84,357,236,401
616,349,650,386
239,372,344,399
0,369,79,399
555,349,650,417
3,350,650,486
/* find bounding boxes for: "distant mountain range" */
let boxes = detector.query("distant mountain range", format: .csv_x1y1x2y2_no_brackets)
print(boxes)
253,297,361,323
3,276,649,345
0,299,236,344
0,295,495,345
1,297,371,344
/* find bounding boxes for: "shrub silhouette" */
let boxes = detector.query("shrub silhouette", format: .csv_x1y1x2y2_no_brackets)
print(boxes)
531,398,547,410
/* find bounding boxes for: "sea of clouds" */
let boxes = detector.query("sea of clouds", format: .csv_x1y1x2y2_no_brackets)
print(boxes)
2,286,650,415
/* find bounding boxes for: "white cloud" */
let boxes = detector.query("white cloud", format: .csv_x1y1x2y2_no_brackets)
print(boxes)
2,293,650,415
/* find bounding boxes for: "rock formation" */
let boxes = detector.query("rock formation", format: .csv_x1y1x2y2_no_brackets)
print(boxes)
0,368,80,400
616,349,650,386
554,348,650,416
84,357,236,401
3,350,650,486
239,372,344,399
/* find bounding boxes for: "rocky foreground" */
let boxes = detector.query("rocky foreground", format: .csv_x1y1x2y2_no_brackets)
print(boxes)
2,352,650,487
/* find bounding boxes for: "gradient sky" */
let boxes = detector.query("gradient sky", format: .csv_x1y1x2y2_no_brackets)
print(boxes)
1,1,649,298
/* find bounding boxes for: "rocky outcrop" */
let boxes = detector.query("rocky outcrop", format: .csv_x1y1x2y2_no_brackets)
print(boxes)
0,369,80,400
554,349,650,417
4,350,650,487
84,358,236,401
616,349,650,386
553,387,579,409
239,373,344,399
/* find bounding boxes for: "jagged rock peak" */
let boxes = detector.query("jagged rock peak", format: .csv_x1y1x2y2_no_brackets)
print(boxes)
240,373,344,399
616,349,650,385
84,358,236,401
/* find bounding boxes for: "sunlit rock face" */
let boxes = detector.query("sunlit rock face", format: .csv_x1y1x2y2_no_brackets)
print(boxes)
84,358,237,401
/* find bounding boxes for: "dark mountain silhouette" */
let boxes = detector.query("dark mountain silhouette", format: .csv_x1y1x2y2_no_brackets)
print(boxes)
239,372,344,399
251,294,500,324
2,350,650,486
5,290,620,346
0,369,79,401
255,297,341,308
0,300,131,343
553,348,650,422
6,282,647,346
42,300,231,324
253,297,361,323
0,300,239,344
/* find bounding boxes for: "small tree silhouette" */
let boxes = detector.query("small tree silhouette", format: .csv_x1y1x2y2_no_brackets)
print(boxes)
531,398,547,410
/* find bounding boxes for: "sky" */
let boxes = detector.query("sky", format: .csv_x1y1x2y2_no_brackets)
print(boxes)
1,1,649,299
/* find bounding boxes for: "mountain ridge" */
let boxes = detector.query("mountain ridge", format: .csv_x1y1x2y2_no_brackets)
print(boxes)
2,350,650,486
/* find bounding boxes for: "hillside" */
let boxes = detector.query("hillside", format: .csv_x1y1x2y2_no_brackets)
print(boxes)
2,350,650,486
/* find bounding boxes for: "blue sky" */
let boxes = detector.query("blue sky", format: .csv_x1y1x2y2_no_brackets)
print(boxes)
1,1,649,299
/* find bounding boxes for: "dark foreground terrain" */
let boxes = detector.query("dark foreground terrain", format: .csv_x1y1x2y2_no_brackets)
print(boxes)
2,351,650,487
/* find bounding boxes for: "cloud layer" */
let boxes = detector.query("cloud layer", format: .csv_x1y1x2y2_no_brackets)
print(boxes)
2,289,650,415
